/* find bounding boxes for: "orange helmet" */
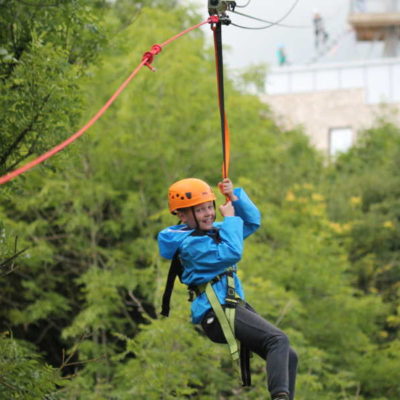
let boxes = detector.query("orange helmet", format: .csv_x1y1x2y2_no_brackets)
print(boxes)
168,178,216,214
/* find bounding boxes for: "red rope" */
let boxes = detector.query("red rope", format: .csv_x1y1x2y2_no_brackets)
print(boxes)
0,17,217,185
160,17,216,47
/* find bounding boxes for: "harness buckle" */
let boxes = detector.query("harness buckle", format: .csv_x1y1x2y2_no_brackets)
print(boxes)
188,289,195,302
227,287,236,298
225,299,237,308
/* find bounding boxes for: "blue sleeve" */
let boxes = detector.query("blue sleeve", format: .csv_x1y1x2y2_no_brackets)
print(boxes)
232,187,261,238
157,225,194,259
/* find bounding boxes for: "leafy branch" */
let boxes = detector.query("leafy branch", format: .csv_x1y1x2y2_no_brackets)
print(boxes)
0,236,28,277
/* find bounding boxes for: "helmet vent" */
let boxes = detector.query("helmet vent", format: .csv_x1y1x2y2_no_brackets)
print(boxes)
185,192,192,199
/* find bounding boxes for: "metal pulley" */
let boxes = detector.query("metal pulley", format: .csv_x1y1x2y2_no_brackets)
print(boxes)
208,0,236,17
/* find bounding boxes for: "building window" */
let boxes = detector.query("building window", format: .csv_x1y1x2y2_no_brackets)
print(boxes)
329,127,353,157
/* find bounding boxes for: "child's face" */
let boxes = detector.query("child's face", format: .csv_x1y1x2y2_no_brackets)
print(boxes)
178,201,216,230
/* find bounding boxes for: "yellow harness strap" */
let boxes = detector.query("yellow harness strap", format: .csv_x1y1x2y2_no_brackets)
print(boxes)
196,270,251,386
205,280,239,360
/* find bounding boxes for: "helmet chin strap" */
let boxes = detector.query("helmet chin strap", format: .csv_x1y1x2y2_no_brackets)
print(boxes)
191,207,200,230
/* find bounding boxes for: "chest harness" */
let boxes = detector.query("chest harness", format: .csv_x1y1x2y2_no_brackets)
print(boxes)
160,229,251,387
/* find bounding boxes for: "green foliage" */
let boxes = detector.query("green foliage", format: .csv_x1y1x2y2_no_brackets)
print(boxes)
0,333,62,399
324,122,400,311
320,121,400,400
234,63,268,94
356,340,400,399
0,0,106,175
114,315,231,399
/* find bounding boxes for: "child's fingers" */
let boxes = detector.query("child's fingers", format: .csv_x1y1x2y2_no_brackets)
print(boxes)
219,201,234,216
219,182,229,193
219,203,227,214
219,179,232,191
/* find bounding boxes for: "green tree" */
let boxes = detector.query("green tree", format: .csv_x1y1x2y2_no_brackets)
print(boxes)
322,121,400,399
0,0,106,176
0,333,62,399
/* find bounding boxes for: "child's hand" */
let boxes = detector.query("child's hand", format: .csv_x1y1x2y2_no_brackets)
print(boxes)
219,201,235,217
218,178,238,201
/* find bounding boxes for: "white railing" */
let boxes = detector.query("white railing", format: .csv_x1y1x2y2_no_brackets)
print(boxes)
350,0,400,13
265,57,400,104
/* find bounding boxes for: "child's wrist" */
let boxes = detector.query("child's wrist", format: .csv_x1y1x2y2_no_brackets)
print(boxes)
229,193,238,201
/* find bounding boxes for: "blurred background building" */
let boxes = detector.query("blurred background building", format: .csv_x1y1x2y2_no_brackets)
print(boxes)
262,0,400,157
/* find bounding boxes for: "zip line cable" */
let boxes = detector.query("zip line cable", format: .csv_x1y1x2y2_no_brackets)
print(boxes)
0,17,217,185
231,9,311,29
235,0,252,8
230,0,301,30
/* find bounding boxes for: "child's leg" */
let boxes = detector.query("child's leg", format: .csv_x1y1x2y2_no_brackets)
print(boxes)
234,303,298,400
288,347,297,400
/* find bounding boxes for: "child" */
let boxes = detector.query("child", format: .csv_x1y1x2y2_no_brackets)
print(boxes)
158,177,297,400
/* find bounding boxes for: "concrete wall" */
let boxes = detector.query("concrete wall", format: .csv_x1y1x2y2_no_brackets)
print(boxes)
261,88,400,155
262,58,400,157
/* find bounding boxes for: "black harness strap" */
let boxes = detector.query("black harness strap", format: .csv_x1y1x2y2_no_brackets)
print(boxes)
160,251,183,317
240,345,252,386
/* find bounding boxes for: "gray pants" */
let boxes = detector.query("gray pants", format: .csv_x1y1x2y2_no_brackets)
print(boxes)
201,302,298,399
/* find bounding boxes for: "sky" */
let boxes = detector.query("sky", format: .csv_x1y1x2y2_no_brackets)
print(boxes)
189,0,384,70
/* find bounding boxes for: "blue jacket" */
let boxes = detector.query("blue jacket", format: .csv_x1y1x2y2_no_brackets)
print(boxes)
158,188,261,324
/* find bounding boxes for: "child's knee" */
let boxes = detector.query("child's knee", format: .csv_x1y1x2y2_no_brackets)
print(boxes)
265,331,289,351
